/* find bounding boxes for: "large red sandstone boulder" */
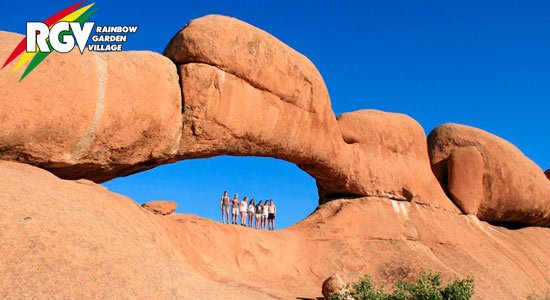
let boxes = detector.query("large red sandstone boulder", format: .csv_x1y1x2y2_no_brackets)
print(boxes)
164,14,330,114
164,15,456,210
336,110,451,209
0,31,182,182
428,124,550,226
142,200,177,215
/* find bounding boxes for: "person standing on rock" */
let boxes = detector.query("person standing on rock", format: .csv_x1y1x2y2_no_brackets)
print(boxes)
255,200,263,229
268,199,276,230
247,199,255,227
231,194,239,224
262,200,269,229
240,196,248,226
220,191,230,224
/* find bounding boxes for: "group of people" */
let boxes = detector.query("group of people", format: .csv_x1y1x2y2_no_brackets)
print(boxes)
220,191,277,230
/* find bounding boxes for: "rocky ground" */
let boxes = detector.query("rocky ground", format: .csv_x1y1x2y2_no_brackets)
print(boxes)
1,161,548,299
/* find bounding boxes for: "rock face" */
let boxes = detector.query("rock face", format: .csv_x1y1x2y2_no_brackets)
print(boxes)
142,201,177,215
0,161,273,299
1,161,549,299
164,15,455,210
164,14,329,113
428,124,550,226
545,169,550,180
446,146,484,215
0,31,182,182
336,110,451,208
322,274,345,299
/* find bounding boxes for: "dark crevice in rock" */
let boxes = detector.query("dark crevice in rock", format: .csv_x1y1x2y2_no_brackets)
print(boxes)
319,193,364,203
488,221,532,230
175,65,186,114
43,159,171,183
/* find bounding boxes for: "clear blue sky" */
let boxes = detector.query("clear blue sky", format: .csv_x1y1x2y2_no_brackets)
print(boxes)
2,1,548,228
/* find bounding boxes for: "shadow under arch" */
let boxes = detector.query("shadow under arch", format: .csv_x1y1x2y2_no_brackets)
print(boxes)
102,155,319,229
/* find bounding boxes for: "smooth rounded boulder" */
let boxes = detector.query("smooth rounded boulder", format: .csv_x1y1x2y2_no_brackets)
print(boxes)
164,14,330,114
322,273,345,299
336,110,452,209
428,123,550,226
0,31,182,183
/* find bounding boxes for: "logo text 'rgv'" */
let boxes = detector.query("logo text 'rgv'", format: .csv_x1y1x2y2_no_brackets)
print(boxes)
26,22,94,54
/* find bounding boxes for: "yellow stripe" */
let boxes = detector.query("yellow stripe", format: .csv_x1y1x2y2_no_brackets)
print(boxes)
11,49,37,72
60,3,95,22
12,3,95,72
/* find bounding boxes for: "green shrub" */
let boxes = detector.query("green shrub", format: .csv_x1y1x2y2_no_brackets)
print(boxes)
328,271,474,300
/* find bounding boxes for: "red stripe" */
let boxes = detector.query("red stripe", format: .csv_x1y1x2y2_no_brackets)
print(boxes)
2,1,85,69
43,1,85,25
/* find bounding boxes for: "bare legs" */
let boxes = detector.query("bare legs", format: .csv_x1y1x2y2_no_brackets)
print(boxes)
224,207,273,230
248,213,253,227
232,210,238,224
221,207,229,224
240,211,246,225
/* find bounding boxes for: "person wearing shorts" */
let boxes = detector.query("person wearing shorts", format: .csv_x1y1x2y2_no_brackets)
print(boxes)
268,199,276,230
261,201,269,229
220,191,230,224
231,194,239,224
255,201,263,229
247,199,255,228
239,196,248,226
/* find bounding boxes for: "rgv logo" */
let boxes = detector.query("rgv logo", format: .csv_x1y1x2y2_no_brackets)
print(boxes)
27,22,94,54
2,1,138,81
27,24,138,53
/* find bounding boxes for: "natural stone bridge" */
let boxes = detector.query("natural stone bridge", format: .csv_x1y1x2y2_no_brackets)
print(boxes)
0,15,548,226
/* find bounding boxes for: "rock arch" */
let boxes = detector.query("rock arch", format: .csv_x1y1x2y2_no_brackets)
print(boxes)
1,15,548,225
0,16,453,211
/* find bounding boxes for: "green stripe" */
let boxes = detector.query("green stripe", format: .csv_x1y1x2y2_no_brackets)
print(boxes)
20,9,97,81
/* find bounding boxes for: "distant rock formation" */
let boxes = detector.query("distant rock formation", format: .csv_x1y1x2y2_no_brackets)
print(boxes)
428,124,550,226
142,201,177,215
